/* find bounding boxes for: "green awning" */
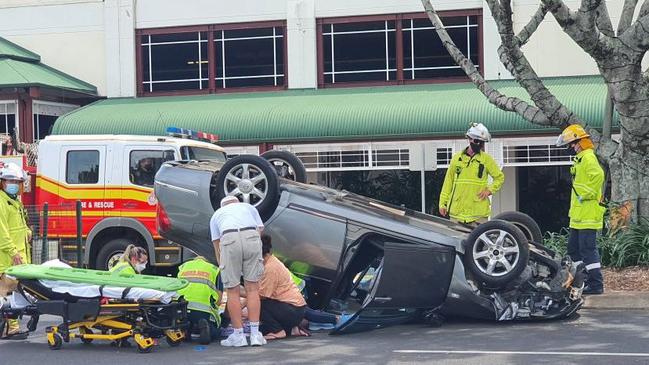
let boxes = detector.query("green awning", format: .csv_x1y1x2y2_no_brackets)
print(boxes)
0,37,97,95
53,76,614,144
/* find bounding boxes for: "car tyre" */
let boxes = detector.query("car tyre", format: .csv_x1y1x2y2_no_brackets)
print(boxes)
214,155,280,220
463,220,530,288
95,238,144,271
261,150,307,183
492,211,543,244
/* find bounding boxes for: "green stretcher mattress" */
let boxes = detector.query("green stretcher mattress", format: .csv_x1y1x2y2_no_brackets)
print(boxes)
6,264,188,292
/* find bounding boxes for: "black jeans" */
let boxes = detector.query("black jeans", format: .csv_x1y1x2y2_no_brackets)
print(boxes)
260,298,306,335
567,228,603,290
188,310,220,340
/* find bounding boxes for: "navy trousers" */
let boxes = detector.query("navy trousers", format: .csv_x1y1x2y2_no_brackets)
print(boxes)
567,228,604,290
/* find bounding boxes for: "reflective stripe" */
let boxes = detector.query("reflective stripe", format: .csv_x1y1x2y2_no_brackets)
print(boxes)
585,262,601,270
182,276,218,292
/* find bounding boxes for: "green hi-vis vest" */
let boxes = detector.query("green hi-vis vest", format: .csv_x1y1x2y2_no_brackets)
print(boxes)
177,257,221,325
290,272,306,293
109,260,136,276
0,191,31,273
569,149,606,230
439,149,505,223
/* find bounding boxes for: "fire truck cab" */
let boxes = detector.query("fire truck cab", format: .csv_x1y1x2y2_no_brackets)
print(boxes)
35,131,226,270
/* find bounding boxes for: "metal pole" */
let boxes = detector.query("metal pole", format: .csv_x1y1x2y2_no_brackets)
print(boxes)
603,89,613,140
76,200,83,268
421,146,427,213
41,203,48,263
421,170,426,213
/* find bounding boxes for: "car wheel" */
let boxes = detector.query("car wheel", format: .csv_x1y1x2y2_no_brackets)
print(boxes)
215,155,280,220
261,150,307,183
95,238,143,271
463,220,530,288
492,211,543,244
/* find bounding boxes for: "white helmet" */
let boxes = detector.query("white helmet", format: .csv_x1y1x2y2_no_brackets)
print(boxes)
0,162,27,181
466,123,491,142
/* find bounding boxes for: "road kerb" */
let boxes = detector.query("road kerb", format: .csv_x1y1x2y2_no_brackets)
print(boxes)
582,291,649,310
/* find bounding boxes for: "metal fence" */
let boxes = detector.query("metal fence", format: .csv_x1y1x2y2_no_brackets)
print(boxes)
26,200,84,267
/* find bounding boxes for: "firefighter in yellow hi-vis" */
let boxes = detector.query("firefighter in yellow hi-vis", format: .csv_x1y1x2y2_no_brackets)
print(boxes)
0,163,31,338
439,123,505,226
556,124,605,295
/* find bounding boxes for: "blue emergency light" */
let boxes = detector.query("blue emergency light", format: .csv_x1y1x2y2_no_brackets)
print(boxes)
166,127,219,143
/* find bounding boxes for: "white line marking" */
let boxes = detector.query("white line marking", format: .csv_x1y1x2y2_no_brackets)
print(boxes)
394,350,649,358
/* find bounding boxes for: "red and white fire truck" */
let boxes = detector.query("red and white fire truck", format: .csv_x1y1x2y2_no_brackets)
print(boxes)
1,128,224,270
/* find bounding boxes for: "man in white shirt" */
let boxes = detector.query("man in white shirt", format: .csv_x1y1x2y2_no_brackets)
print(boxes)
210,195,266,347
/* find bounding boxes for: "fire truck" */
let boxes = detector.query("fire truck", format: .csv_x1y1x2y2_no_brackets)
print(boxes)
3,128,225,270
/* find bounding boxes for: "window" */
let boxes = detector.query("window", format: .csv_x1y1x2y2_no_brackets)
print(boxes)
141,32,209,92
323,21,396,83
319,12,481,86
180,146,226,161
32,102,77,141
129,150,175,187
0,102,16,136
66,150,100,184
138,22,286,95
403,16,479,79
215,27,284,88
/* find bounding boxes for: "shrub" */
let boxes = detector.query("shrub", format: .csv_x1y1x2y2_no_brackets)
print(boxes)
542,218,649,268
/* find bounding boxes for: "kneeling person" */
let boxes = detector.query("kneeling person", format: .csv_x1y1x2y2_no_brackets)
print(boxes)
109,245,147,275
259,235,308,340
177,256,222,344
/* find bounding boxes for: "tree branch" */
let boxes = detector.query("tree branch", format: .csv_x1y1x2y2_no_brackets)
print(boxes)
487,0,581,127
420,0,550,125
516,4,549,45
622,12,649,51
595,1,615,37
541,0,616,61
618,0,639,35
640,0,649,18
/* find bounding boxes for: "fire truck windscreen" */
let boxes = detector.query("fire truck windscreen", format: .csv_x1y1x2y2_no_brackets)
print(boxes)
180,146,227,162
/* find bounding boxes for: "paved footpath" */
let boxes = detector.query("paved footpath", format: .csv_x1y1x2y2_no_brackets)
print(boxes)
2,309,649,365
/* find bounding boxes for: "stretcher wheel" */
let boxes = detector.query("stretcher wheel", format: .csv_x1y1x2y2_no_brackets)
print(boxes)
48,333,63,350
137,343,153,353
80,327,93,344
166,336,182,347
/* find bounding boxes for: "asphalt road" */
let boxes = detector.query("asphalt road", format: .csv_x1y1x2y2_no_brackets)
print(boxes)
2,310,649,365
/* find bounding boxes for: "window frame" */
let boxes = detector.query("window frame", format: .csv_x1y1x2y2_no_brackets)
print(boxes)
136,20,288,97
316,10,483,88
128,149,176,187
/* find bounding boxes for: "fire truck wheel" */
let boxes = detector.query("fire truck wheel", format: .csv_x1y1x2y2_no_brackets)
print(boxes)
95,238,145,270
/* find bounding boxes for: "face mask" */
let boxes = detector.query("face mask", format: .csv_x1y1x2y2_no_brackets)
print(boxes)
3,183,19,196
135,262,147,273
470,142,483,154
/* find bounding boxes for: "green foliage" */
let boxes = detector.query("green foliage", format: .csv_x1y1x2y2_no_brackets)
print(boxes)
543,218,649,268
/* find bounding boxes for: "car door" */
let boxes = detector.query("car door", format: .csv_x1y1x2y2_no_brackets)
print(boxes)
57,146,106,245
330,241,456,334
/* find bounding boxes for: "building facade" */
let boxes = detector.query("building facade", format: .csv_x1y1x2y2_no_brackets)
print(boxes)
0,0,620,233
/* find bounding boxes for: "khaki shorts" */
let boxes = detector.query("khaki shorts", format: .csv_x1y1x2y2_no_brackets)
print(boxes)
219,230,264,289
451,217,487,229
0,273,18,297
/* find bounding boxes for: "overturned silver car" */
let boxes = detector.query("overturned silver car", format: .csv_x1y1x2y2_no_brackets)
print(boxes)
154,153,583,334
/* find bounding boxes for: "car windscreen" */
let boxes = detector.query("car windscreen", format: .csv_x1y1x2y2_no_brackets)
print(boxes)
180,146,227,162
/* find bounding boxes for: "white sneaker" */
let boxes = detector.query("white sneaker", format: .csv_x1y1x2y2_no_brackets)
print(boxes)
220,333,248,347
249,332,267,346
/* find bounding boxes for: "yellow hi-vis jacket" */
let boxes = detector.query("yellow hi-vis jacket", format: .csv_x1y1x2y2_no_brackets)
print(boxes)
439,149,505,223
569,148,605,230
0,191,31,273
177,257,221,325
109,260,137,276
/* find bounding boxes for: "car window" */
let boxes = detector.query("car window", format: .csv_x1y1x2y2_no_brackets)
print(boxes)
66,150,99,184
130,149,175,187
180,146,226,162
